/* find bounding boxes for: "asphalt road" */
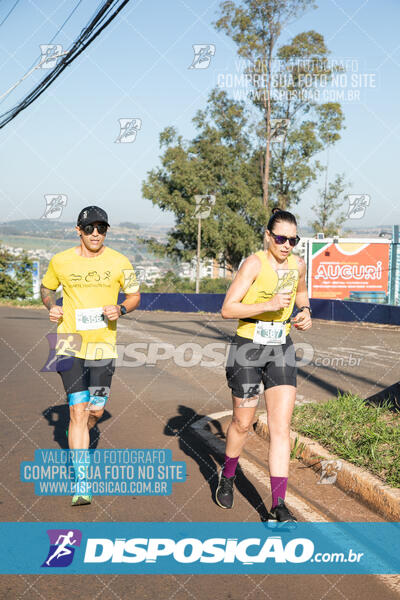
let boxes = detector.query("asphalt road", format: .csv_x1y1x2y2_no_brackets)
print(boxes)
1,305,399,599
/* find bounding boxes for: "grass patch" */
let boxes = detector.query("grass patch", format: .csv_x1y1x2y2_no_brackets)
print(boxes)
292,393,400,488
0,298,43,307
290,436,307,460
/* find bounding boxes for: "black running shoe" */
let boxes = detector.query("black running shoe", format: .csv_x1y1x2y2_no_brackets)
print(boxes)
268,497,297,528
215,470,235,509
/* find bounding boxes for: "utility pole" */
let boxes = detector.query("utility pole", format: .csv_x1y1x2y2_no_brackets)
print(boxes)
195,214,201,294
194,194,216,294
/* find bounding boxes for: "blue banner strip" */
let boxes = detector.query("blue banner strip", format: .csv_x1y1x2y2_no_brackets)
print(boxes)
122,294,400,326
1,522,399,574
20,449,186,496
55,293,400,325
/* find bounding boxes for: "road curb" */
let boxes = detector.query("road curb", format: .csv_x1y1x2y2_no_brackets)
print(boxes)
255,412,400,521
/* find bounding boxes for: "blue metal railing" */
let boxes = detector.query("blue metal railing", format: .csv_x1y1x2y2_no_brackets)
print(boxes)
115,293,400,326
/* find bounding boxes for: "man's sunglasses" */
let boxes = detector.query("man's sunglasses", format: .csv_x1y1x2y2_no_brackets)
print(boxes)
270,231,300,247
80,223,108,235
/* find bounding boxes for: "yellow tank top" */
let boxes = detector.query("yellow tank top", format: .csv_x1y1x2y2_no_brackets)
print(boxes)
236,250,299,340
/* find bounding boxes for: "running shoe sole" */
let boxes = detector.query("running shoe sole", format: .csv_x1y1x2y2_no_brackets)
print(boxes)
215,495,234,509
71,495,92,506
267,518,297,530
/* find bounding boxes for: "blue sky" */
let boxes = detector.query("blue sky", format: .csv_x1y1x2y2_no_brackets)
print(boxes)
0,0,398,233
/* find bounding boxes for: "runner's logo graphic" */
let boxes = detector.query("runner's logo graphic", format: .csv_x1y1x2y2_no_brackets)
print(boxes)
123,269,139,292
41,194,67,219
41,333,82,372
41,529,82,567
346,194,370,219
238,382,261,405
242,383,261,397
193,194,216,219
274,269,298,294
188,44,216,69
270,118,290,143
135,266,146,283
87,385,110,410
39,44,63,69
318,459,342,485
115,118,142,143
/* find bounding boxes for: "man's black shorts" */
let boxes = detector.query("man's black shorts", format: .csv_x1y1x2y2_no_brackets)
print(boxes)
56,356,115,396
225,334,297,399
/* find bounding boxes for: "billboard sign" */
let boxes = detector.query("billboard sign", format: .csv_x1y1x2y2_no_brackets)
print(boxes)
308,239,390,300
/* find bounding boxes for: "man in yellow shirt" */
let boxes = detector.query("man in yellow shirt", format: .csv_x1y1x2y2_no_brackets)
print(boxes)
41,206,140,506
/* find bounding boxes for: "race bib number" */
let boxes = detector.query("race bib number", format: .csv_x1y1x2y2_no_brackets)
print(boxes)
75,307,108,331
252,320,286,345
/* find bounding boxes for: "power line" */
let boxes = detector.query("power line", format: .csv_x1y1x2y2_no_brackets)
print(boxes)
48,0,85,45
0,0,89,104
0,0,131,129
0,0,21,28
0,0,86,105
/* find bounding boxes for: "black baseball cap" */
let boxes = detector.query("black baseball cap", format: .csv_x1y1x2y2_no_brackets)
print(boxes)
77,206,110,227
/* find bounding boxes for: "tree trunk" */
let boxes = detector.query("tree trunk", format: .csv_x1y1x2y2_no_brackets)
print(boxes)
262,41,274,250
195,216,201,293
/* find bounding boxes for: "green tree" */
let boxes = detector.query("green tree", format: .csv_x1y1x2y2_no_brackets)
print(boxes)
140,271,194,293
140,271,231,294
215,1,345,238
142,89,265,272
0,249,34,299
200,277,232,293
310,173,347,236
143,0,346,267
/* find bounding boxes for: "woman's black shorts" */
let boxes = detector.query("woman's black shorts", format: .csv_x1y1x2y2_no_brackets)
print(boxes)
225,334,297,399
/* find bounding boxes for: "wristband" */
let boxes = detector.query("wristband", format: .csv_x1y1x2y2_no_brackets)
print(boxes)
119,304,127,316
299,306,312,316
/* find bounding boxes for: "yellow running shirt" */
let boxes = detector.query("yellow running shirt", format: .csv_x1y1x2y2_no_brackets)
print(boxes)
236,250,299,341
41,246,139,360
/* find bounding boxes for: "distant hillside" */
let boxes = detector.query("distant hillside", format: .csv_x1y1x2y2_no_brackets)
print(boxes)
0,219,171,240
0,220,75,235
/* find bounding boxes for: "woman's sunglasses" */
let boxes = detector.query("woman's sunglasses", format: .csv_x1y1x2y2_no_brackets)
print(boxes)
81,223,108,235
270,231,300,247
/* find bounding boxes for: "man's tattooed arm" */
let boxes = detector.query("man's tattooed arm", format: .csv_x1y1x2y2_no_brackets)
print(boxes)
40,284,57,311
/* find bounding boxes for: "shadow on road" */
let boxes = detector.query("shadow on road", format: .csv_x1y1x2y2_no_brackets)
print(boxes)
136,318,231,342
298,366,347,397
298,365,400,402
164,405,270,522
42,405,112,449
365,381,400,411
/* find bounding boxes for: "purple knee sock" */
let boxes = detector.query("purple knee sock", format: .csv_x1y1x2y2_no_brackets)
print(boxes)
222,455,239,478
270,476,288,507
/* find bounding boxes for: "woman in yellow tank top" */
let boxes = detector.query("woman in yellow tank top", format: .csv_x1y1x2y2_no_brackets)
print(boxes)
216,208,312,525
